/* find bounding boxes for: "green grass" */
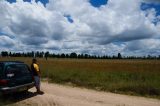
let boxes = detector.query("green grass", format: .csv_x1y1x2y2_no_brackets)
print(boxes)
43,68,160,98
1,57,160,99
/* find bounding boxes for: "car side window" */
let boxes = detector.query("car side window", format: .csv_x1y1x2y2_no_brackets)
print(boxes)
17,64,30,74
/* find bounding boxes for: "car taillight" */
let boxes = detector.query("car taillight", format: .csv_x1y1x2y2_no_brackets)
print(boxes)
0,79,8,85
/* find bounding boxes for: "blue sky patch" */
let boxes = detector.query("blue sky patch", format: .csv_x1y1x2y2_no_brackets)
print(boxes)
0,32,4,35
7,0,107,7
89,0,108,7
64,14,74,23
7,0,49,6
35,0,48,6
7,0,16,3
141,2,160,16
23,0,31,2
141,2,160,25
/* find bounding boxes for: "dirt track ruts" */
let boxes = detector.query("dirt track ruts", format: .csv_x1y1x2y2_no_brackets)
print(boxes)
12,82,160,106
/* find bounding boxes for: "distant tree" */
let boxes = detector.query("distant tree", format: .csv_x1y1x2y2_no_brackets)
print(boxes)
16,53,21,57
89,54,92,59
51,53,56,58
112,55,117,59
31,51,34,58
9,52,12,57
80,54,84,58
22,52,25,57
118,53,122,59
24,52,27,57
61,53,66,58
36,51,40,57
45,51,49,60
57,54,61,58
1,51,8,57
142,56,146,59
93,55,97,59
39,51,44,58
147,55,152,59
84,54,89,59
77,54,81,58
3,51,160,60
66,54,69,58
70,52,77,58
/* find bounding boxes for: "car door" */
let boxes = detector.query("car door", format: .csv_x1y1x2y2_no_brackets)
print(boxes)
5,64,33,87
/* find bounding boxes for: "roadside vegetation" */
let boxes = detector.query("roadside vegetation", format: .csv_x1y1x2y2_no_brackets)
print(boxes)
0,57,160,99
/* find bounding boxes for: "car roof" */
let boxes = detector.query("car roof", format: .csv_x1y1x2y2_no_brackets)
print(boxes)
0,61,25,65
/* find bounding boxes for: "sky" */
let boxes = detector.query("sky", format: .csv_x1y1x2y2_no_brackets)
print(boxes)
0,0,160,56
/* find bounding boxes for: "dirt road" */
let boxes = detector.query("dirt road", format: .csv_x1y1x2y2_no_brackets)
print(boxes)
11,82,160,106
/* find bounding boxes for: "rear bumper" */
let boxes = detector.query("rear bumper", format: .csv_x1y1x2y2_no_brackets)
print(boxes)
0,82,34,94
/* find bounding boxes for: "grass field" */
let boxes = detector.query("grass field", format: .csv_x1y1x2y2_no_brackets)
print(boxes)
1,57,160,99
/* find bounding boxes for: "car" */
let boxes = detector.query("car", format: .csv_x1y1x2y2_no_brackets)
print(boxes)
0,61,34,95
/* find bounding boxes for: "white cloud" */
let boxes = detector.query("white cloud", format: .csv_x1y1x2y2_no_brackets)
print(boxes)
143,0,160,4
0,35,15,47
0,0,160,56
125,39,160,56
0,1,70,43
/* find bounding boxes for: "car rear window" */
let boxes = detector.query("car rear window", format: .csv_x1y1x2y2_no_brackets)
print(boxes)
5,64,30,77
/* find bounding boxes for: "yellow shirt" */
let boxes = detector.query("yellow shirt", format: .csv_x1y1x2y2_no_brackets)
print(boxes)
33,63,39,72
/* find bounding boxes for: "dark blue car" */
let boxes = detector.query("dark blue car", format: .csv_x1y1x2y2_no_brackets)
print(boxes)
0,61,34,94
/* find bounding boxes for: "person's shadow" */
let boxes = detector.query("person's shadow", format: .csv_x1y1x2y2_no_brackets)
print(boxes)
0,91,39,105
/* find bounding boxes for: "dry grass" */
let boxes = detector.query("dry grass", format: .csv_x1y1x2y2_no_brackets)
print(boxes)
1,57,160,72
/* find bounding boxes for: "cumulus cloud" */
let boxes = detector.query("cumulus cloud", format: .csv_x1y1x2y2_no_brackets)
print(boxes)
0,0,160,56
0,35,15,47
125,39,160,56
0,0,70,44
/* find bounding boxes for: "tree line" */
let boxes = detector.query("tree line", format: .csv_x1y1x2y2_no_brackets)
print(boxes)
0,51,160,60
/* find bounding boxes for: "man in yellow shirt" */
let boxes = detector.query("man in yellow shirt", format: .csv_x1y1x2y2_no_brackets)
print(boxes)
31,58,43,94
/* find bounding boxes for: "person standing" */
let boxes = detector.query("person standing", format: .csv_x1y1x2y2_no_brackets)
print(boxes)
31,58,43,94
